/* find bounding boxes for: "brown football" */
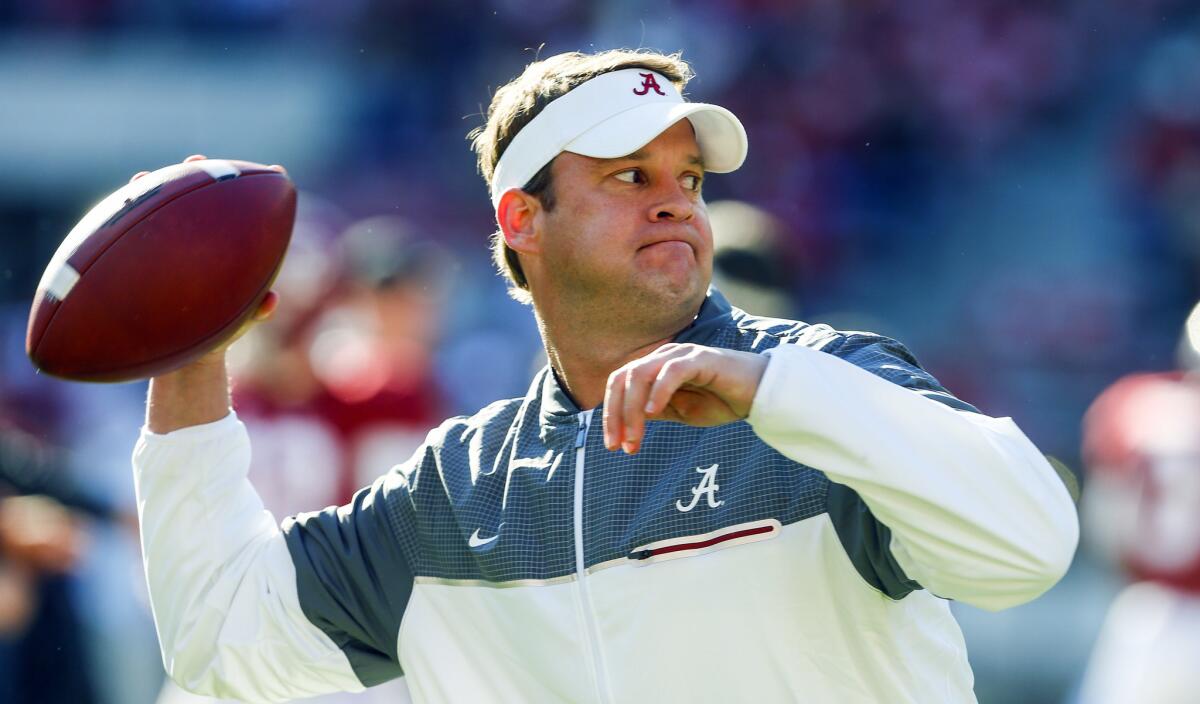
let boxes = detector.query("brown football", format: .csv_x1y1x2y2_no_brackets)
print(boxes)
26,159,296,382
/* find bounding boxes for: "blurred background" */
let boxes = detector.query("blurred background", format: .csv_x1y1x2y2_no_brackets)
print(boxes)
3,0,1200,702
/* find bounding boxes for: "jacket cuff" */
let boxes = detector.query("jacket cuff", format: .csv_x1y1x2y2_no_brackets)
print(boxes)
139,410,241,443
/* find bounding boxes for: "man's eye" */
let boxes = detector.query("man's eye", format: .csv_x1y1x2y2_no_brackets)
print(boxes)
614,169,642,184
682,174,702,191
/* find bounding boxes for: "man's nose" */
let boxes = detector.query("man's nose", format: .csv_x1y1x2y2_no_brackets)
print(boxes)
646,178,695,223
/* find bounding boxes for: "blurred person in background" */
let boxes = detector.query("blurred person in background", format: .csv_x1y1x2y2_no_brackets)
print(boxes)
0,424,116,704
1074,304,1200,703
317,215,453,491
0,494,90,704
227,208,452,517
706,199,802,320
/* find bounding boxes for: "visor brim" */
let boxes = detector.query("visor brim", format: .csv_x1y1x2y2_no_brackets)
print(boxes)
563,102,747,174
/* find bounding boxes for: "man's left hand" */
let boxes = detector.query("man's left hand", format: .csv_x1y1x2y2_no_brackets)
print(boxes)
603,343,768,455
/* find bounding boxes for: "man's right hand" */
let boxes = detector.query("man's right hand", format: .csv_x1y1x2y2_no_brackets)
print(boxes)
142,154,284,434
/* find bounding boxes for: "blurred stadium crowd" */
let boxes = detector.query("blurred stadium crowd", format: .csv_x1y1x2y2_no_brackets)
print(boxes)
2,1,1200,702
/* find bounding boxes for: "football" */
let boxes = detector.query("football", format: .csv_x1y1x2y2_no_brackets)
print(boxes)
26,159,296,382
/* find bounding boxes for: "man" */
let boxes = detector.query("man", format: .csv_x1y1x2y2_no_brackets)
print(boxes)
134,49,1079,703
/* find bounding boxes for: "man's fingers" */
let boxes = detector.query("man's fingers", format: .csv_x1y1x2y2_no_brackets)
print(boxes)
220,291,278,352
603,370,628,451
254,290,279,321
622,366,651,454
132,154,206,184
622,346,694,453
601,346,758,451
603,343,701,453
645,357,693,418
603,345,694,454
131,158,283,185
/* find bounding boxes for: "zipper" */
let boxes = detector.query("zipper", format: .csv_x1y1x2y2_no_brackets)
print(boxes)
626,519,782,563
573,409,613,704
628,522,774,559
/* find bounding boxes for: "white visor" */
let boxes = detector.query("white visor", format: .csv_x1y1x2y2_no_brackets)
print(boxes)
490,68,748,208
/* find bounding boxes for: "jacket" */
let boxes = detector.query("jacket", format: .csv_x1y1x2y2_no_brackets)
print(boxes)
132,289,1079,703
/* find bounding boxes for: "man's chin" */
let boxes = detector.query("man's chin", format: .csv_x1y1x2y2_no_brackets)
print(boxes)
628,272,707,310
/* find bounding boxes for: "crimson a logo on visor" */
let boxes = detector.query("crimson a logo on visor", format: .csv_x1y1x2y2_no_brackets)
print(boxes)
633,72,666,96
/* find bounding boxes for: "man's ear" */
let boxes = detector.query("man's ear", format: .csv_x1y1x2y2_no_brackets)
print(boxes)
496,188,542,255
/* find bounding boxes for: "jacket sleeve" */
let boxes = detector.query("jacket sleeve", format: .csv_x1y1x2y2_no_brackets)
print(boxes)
132,411,414,703
746,338,1079,611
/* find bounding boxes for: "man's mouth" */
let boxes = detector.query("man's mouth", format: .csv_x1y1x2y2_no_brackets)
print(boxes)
638,239,692,252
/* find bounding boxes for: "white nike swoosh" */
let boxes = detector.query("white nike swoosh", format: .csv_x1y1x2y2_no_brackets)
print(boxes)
468,527,502,548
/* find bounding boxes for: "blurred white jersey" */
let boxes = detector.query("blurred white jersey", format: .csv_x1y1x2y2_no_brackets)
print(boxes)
1078,581,1200,704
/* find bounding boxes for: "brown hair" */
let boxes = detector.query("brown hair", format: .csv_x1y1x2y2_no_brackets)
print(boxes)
469,49,695,304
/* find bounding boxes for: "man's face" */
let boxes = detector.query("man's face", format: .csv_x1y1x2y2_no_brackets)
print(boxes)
532,119,713,315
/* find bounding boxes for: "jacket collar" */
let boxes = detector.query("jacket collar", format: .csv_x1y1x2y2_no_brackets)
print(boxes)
536,287,735,431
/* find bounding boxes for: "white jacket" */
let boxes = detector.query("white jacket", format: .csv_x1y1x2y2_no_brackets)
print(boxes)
133,291,1078,703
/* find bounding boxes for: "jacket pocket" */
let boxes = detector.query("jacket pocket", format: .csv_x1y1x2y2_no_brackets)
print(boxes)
626,518,781,566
